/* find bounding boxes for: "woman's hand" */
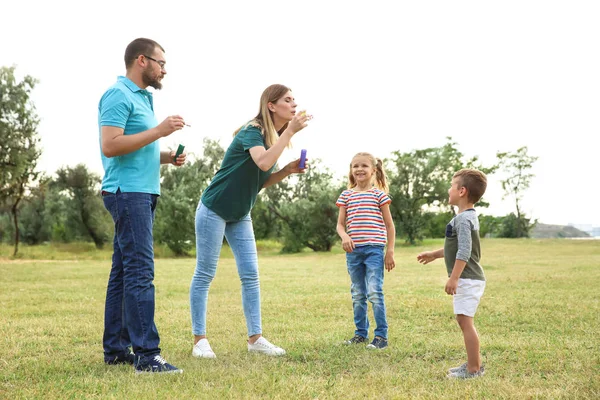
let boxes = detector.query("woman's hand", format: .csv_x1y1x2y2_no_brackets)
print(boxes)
286,110,311,135
284,157,308,175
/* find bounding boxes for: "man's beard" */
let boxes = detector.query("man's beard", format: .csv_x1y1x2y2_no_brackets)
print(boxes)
142,67,163,90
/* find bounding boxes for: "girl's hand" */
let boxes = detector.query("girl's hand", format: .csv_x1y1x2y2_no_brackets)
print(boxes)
385,250,395,271
416,251,435,265
284,158,308,175
287,110,311,135
341,234,355,253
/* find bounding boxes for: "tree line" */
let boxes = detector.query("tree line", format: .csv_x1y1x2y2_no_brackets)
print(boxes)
1,67,538,256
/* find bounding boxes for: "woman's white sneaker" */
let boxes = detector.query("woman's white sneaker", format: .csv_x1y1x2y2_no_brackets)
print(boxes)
247,337,286,356
192,338,216,359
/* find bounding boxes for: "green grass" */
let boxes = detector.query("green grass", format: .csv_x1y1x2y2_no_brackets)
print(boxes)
1,239,599,399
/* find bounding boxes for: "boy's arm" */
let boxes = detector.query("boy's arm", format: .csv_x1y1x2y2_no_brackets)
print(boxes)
381,204,396,271
446,217,473,295
336,207,354,253
445,259,467,295
417,248,443,264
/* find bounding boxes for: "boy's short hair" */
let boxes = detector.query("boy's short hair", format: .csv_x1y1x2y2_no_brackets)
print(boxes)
453,169,487,203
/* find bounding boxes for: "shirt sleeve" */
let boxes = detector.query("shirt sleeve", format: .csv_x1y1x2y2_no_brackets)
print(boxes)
240,126,265,151
99,88,130,129
455,215,473,262
378,190,391,207
336,191,348,207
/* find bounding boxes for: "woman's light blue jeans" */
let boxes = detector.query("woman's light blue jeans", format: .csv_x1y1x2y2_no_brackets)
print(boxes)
346,245,388,339
190,202,262,336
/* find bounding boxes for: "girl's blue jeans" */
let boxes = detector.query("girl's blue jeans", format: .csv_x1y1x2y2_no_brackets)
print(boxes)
346,245,388,339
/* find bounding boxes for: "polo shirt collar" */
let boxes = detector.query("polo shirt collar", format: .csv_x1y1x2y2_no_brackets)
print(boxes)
118,76,152,96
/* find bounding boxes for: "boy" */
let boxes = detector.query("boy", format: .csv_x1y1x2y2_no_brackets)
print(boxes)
417,169,487,379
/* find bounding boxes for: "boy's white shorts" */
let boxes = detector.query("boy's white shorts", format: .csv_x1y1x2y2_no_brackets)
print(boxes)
453,278,486,317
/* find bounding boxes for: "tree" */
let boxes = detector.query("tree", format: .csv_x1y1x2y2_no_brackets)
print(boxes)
154,138,225,256
0,66,41,255
496,146,538,238
54,164,111,249
387,138,496,244
270,159,342,253
17,175,52,244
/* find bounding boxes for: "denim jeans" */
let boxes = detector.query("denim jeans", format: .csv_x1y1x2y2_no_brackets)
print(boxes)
346,245,388,339
102,191,161,360
190,202,262,336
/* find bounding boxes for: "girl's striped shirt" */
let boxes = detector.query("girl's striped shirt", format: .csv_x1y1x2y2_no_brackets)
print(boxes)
336,187,391,246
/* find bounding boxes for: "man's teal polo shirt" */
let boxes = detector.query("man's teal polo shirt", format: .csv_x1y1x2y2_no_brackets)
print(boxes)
98,76,160,195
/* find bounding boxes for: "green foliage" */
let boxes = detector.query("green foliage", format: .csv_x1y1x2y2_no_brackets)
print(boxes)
16,176,51,244
422,211,454,238
251,193,284,240
478,214,503,238
0,211,12,242
387,137,496,244
53,164,112,249
498,212,535,238
275,160,343,253
154,138,224,256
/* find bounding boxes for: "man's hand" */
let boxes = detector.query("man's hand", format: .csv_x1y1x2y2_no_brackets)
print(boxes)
171,150,186,166
157,115,186,137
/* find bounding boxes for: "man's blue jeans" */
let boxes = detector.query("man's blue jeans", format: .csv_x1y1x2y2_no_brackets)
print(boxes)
346,245,388,339
102,191,161,360
190,202,262,336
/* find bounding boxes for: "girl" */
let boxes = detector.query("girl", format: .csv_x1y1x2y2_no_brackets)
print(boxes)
190,84,310,358
336,152,396,349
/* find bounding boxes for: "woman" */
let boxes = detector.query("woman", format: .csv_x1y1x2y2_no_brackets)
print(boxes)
190,84,310,358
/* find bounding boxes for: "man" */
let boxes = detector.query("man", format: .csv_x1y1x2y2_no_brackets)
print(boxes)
98,37,186,374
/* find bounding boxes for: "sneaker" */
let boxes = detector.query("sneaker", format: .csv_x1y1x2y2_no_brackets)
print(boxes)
135,355,183,374
192,338,216,359
343,335,368,345
366,336,388,350
247,337,286,356
104,348,135,365
448,362,467,374
447,365,485,379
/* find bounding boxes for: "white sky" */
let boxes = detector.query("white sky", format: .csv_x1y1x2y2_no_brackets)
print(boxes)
2,0,599,227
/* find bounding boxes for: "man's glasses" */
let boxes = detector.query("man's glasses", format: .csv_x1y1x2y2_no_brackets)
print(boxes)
143,55,166,70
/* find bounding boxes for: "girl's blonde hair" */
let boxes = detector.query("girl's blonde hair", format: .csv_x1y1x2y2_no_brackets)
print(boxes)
347,152,389,193
233,84,291,148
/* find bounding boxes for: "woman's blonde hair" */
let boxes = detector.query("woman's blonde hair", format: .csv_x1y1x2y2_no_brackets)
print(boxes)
233,84,291,148
347,152,389,193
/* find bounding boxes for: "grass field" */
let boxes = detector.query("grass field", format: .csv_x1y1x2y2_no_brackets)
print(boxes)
1,239,599,399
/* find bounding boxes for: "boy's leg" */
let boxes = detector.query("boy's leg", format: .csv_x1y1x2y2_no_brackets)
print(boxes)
456,315,481,373
453,278,485,373
346,248,369,338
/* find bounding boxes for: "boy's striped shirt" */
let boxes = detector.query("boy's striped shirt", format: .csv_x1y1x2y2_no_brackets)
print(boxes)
336,188,391,246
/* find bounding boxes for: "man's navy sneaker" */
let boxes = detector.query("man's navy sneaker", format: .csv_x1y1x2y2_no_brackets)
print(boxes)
366,336,388,350
135,355,183,374
104,348,135,365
